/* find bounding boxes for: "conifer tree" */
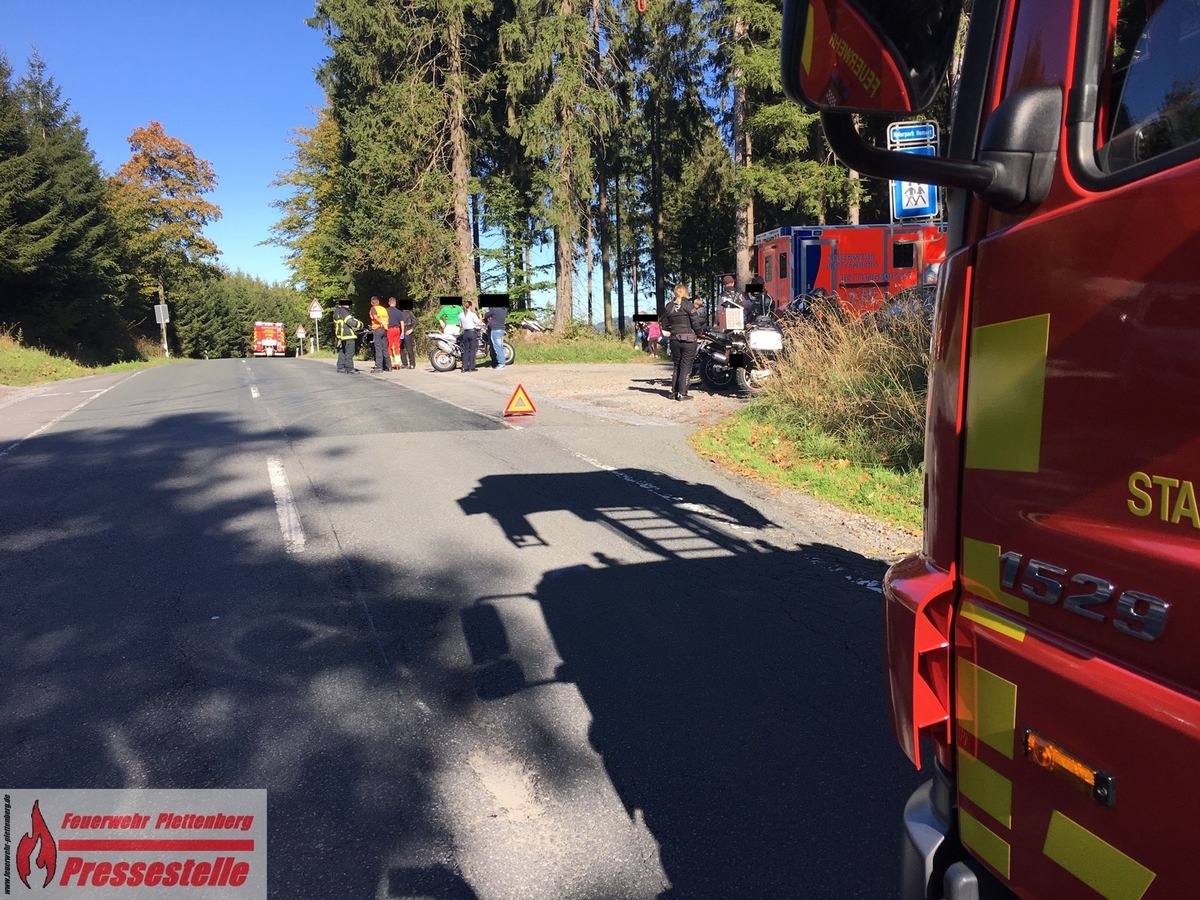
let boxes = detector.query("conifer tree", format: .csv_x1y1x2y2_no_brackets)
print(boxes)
269,105,352,309
0,52,123,356
311,0,488,302
501,0,614,329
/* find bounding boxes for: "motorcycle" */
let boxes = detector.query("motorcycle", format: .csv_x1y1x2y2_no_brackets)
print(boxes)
427,329,516,372
697,316,784,395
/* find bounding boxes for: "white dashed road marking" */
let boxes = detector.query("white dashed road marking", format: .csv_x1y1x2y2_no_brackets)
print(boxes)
267,457,306,553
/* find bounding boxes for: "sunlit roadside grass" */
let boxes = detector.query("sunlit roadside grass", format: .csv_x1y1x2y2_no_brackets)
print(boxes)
689,299,931,534
691,408,923,532
511,329,649,364
0,329,171,386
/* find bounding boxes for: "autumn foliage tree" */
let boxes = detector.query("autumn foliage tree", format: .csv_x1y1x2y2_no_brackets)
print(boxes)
106,121,222,322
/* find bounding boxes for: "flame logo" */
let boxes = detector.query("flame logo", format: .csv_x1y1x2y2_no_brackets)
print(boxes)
16,799,58,889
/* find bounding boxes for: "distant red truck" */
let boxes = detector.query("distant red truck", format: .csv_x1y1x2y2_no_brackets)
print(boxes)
251,322,288,357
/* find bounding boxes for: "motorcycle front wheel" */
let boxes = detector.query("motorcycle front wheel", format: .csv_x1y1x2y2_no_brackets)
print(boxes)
429,348,457,372
736,355,772,394
700,355,736,391
502,340,515,365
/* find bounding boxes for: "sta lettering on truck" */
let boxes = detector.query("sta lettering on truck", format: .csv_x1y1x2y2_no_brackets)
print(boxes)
998,551,1170,642
1127,471,1200,527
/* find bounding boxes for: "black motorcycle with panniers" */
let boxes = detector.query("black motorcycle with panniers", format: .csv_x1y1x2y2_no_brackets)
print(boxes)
696,284,784,395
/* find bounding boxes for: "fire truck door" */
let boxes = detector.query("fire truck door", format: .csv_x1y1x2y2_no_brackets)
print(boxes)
951,1,1200,894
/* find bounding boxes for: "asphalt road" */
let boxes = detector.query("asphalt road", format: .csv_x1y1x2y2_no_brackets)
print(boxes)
0,358,924,899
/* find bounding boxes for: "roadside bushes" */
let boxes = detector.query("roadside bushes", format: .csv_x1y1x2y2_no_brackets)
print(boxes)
765,290,931,471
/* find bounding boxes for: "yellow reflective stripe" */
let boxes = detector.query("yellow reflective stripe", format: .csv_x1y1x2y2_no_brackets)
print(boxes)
957,658,1017,759
801,6,815,74
960,809,1011,879
957,748,1012,828
961,600,1026,642
965,313,1049,473
1044,811,1155,900
962,538,1030,616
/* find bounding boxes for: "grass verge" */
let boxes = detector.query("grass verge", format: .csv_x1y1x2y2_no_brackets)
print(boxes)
0,330,170,386
691,405,923,532
689,299,932,534
510,330,647,364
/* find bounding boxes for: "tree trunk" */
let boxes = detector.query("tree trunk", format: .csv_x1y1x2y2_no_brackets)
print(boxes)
732,14,754,290
651,86,665,314
448,18,476,295
554,224,574,331
593,0,614,335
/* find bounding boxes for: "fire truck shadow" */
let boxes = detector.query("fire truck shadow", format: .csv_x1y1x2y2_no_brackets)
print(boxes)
461,545,922,898
459,468,777,552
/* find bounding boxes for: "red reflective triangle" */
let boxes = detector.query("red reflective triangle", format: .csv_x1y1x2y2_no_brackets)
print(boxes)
504,384,537,416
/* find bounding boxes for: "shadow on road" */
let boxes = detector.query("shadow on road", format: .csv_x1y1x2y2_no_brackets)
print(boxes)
458,470,922,898
0,404,921,899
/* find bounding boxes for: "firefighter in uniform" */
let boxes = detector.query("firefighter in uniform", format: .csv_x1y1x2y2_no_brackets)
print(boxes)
661,283,705,401
333,298,363,374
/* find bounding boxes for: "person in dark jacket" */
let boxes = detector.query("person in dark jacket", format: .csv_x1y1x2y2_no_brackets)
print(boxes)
398,304,418,369
661,283,704,401
332,298,364,374
484,303,508,368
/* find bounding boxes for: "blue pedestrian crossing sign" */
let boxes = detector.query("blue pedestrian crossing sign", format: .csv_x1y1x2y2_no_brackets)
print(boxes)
891,145,939,219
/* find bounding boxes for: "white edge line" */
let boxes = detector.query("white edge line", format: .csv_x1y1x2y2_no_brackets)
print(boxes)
267,457,306,554
0,372,142,461
250,386,260,399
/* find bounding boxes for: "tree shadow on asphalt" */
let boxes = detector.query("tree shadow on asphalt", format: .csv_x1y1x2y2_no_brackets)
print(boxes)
0,410,473,899
0,407,922,899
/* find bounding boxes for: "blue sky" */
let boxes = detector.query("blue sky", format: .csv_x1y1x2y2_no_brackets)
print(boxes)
2,1,329,286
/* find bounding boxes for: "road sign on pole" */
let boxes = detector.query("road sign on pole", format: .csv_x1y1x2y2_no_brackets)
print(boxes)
887,121,937,145
308,299,324,319
887,120,940,221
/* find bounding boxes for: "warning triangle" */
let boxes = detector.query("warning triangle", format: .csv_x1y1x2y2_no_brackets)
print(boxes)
504,384,537,416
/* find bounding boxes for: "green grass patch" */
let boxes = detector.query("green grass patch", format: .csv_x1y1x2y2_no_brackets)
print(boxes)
0,330,170,386
691,403,923,533
512,330,648,364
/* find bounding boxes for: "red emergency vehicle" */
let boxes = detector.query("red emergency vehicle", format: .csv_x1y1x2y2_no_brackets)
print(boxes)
251,322,288,357
784,1,1200,897
755,223,946,316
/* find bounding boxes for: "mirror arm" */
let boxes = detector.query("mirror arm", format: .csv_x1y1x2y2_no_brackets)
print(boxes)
820,112,998,194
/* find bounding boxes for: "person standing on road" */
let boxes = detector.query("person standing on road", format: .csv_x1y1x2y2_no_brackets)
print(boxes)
662,283,704,401
398,303,418,369
484,302,507,369
369,297,391,371
333,298,364,374
436,298,463,336
459,300,482,372
386,297,403,369
645,319,662,358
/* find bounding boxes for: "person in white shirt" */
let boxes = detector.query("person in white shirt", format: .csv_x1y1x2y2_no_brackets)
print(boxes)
459,300,482,372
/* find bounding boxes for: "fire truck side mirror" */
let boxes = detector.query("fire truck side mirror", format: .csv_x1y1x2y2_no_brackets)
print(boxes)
780,0,964,115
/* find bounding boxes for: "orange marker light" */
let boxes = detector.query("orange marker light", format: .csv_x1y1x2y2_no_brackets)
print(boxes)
1024,729,1116,807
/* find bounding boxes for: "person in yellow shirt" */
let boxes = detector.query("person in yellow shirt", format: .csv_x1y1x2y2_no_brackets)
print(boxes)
368,296,391,372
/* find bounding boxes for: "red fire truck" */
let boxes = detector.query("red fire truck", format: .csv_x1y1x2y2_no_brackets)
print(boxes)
251,322,288,357
785,1,1200,898
755,222,947,316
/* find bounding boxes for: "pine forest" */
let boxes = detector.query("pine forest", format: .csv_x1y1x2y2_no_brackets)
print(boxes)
0,0,957,362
